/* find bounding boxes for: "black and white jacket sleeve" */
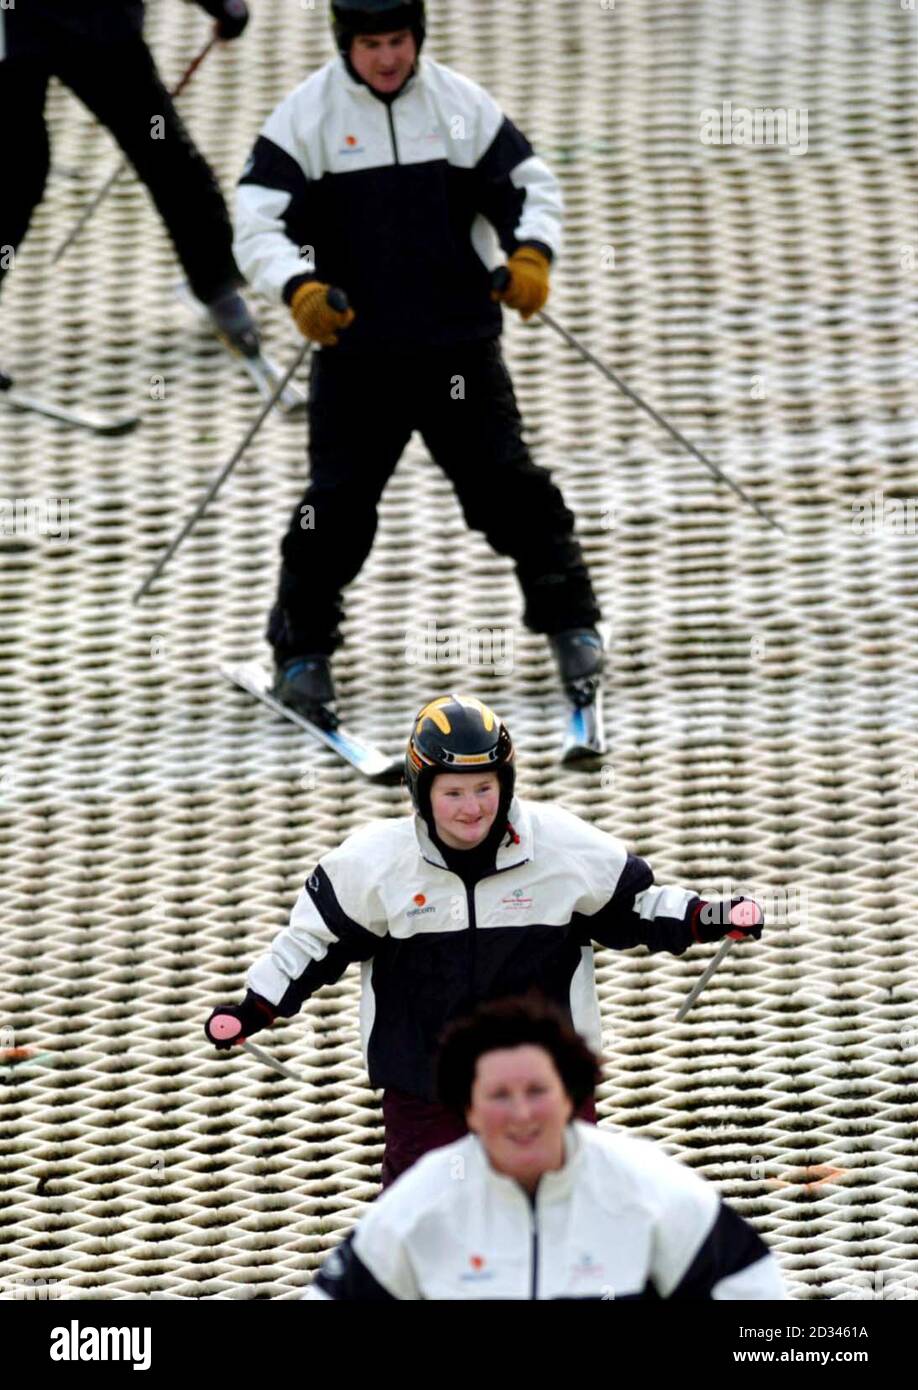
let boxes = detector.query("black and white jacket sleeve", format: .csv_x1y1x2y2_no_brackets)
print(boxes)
303,1227,415,1301
587,849,705,956
246,823,388,1017
636,1141,787,1299
233,75,325,304
433,64,563,261
549,807,703,956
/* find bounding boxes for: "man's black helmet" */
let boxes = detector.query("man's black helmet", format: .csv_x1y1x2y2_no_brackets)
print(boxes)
331,0,426,56
405,694,515,824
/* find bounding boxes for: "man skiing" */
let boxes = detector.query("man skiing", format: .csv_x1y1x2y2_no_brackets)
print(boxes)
204,694,765,1185
233,0,606,728
0,0,260,370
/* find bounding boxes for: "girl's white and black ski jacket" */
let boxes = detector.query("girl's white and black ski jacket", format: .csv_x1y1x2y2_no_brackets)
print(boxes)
233,54,563,352
246,798,710,1100
302,1121,788,1300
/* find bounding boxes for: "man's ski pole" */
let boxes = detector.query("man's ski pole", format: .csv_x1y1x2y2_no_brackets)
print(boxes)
132,339,309,604
492,268,785,536
132,289,348,604
52,34,218,265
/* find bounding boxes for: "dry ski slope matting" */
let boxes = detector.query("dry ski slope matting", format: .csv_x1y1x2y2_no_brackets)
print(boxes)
1,0,917,1301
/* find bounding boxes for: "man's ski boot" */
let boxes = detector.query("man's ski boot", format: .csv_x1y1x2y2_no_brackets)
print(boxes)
550,628,605,708
206,288,261,360
552,628,606,763
177,280,306,412
272,656,338,731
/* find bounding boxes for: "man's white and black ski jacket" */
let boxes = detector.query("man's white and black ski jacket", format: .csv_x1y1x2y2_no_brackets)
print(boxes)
247,799,708,1100
302,1121,788,1300
233,54,563,352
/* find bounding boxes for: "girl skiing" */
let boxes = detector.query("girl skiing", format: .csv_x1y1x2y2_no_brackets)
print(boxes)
205,694,764,1184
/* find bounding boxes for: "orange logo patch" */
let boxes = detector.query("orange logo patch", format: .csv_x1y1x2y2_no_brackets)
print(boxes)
345,134,358,147
470,1255,485,1270
413,893,426,906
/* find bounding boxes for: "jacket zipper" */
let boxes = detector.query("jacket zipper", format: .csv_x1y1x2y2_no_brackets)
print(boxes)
466,882,477,999
386,106,400,164
422,830,531,1004
530,1195,539,1300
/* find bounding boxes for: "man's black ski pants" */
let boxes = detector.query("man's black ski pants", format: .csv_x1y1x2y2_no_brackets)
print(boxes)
268,338,602,660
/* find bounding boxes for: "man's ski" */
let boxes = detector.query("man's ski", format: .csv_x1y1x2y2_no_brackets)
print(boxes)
175,284,306,415
560,622,611,764
0,372,139,437
222,660,403,785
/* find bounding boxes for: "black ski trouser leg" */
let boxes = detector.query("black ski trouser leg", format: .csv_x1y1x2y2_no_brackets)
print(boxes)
53,36,238,304
0,58,51,296
418,339,601,635
267,351,414,662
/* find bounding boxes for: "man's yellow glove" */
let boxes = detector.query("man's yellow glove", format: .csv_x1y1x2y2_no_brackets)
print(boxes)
491,247,551,320
289,281,355,346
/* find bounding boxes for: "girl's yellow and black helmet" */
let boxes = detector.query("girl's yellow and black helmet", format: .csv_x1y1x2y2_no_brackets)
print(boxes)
405,694,515,821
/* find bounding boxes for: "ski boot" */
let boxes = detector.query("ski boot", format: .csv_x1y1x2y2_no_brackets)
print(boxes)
272,655,338,731
553,628,607,763
206,287,261,360
550,628,605,708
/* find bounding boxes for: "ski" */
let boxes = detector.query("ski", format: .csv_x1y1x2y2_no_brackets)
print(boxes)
175,283,307,415
560,622,611,764
222,659,404,785
0,372,139,437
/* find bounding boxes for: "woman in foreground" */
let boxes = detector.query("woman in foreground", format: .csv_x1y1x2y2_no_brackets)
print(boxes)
303,996,787,1301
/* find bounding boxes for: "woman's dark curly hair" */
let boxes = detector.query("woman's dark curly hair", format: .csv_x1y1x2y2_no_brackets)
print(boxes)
436,993,603,1116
